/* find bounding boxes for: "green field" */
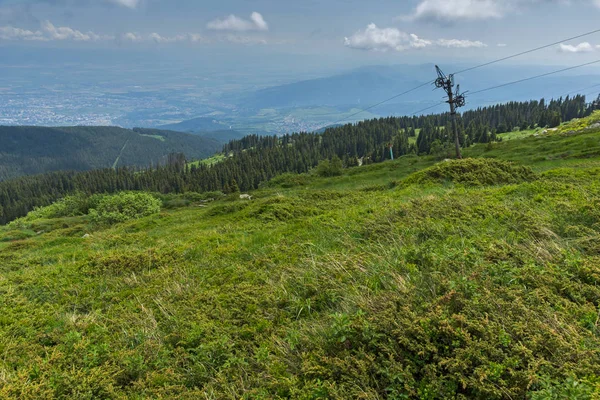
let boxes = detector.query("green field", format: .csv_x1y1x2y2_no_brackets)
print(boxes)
2,117,600,398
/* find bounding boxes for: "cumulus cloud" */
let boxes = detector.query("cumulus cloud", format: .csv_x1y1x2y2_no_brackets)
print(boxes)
148,32,206,44
41,20,108,41
344,24,486,52
207,12,268,32
120,32,143,42
436,38,487,48
0,20,110,41
0,25,46,41
343,24,432,52
558,42,596,53
149,32,184,43
405,0,504,23
404,0,600,24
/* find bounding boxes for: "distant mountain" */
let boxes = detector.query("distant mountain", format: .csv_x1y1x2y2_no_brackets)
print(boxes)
236,64,600,115
0,126,221,181
197,129,247,144
159,117,228,133
238,65,429,110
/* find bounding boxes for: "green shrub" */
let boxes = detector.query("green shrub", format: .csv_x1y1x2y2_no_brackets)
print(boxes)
82,248,177,275
88,192,161,224
315,156,344,177
404,158,537,186
7,193,103,228
262,173,310,188
183,191,225,201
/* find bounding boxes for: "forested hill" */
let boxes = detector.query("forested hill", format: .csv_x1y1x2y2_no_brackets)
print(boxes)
0,126,221,181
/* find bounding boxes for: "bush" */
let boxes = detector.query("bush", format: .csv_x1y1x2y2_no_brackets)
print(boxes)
88,192,161,225
316,156,343,177
7,193,103,228
404,158,537,186
262,173,310,188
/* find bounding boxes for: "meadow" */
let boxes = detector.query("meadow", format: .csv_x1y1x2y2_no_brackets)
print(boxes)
1,118,600,398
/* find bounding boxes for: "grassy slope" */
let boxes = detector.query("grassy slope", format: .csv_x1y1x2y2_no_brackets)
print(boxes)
1,124,600,398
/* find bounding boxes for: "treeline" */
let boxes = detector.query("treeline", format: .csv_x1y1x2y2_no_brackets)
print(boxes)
1,96,597,224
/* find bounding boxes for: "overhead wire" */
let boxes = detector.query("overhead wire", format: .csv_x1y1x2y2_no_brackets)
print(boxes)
469,60,600,96
315,27,600,128
451,28,600,75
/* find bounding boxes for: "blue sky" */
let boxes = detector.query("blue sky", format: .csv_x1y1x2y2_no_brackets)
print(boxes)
1,0,600,71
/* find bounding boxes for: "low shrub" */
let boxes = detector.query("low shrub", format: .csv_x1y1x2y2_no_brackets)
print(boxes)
83,248,177,275
315,156,344,177
262,173,310,188
88,192,161,225
12,193,102,222
404,158,537,186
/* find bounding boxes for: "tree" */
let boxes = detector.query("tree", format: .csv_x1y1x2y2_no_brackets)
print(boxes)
316,156,343,177
548,111,562,128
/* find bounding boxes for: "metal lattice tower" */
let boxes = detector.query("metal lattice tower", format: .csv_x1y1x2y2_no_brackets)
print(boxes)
434,65,467,159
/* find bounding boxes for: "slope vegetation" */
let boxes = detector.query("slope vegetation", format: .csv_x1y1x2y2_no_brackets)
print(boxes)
1,122,600,398
0,126,221,181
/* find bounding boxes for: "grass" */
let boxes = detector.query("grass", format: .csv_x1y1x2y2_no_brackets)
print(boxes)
188,154,227,168
137,134,166,142
2,123,600,398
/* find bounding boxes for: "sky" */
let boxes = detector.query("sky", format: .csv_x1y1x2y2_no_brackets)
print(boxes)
1,0,600,73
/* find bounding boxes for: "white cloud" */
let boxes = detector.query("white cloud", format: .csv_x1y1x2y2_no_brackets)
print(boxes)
121,32,143,42
497,43,508,47
406,0,504,23
344,24,432,52
118,32,208,44
207,12,269,32
42,20,106,41
344,24,486,52
149,33,205,44
188,33,205,43
558,42,596,53
0,21,110,42
149,32,184,43
107,0,140,9
436,38,487,48
0,26,46,41
405,0,600,23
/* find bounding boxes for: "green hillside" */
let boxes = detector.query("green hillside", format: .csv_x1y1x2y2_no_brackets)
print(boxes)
0,126,221,181
1,117,600,398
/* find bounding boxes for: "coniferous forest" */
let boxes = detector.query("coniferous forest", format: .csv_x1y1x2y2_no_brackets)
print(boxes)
0,95,596,225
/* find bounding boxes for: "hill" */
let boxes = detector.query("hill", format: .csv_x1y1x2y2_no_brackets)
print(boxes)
2,117,600,398
0,126,221,181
